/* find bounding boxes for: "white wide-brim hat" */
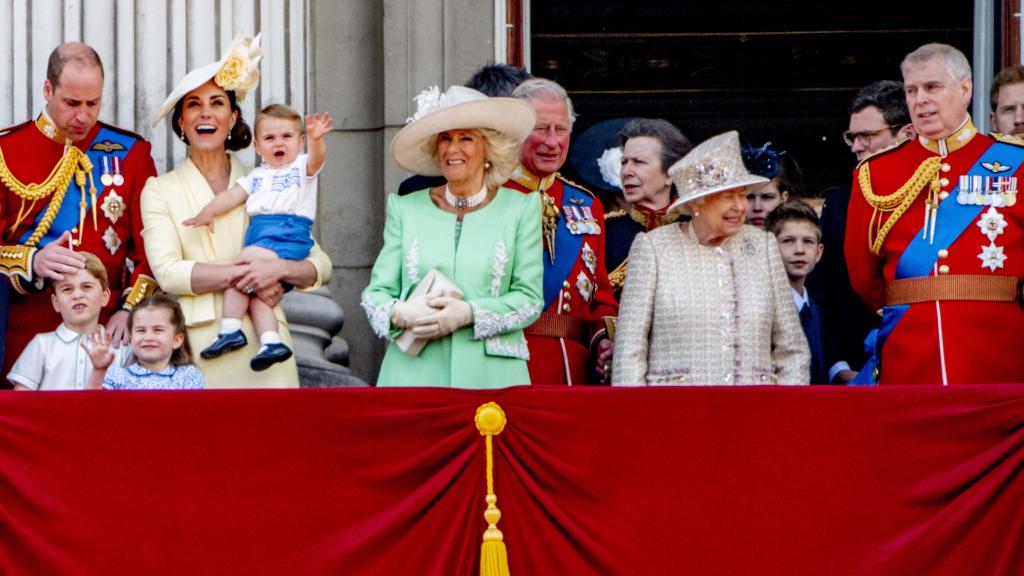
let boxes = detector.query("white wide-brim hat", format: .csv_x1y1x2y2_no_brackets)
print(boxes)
389,85,536,176
151,33,263,127
667,130,769,214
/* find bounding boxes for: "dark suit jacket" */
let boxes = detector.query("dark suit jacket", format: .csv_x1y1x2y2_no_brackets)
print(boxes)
805,186,879,372
799,297,828,384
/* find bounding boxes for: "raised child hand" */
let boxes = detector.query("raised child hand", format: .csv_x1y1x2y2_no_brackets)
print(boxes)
81,325,116,370
306,112,333,141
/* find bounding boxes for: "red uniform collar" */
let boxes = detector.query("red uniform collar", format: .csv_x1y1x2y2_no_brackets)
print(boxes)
509,164,557,192
628,204,679,231
34,110,100,147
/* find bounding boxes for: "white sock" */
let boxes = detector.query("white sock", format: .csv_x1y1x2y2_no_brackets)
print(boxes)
260,331,282,346
220,318,242,334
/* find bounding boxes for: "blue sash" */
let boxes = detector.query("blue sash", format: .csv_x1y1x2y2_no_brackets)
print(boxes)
868,141,1024,381
19,126,139,246
542,182,592,307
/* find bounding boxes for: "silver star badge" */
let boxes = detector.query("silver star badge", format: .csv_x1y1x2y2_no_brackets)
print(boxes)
976,206,1007,242
978,242,1007,271
102,227,122,255
100,191,125,224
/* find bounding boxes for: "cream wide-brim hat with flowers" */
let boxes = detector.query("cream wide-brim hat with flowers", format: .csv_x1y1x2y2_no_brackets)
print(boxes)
667,130,769,214
151,33,263,127
389,85,536,176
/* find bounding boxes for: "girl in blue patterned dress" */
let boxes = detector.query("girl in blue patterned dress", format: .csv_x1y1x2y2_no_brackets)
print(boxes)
84,295,205,390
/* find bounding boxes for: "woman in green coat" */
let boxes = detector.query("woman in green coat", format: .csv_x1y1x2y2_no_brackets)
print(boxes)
362,85,542,388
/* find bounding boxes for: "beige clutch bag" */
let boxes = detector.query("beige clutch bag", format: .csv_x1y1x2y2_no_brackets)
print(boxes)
396,268,464,356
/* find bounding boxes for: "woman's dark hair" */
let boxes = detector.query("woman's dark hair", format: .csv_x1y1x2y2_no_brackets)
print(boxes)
128,294,194,367
171,88,253,152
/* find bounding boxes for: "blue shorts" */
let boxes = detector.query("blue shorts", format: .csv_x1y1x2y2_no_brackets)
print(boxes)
244,214,314,261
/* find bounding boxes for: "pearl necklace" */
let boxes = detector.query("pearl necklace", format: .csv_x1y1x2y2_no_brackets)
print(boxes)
687,221,700,244
444,184,488,210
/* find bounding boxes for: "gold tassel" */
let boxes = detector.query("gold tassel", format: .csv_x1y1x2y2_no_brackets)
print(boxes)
475,402,510,576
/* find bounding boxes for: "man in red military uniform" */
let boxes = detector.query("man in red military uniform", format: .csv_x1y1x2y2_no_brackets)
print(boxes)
845,43,1024,384
505,78,618,385
0,43,157,377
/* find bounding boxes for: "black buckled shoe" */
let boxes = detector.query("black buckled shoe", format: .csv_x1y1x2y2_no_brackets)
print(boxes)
200,330,248,359
250,343,293,371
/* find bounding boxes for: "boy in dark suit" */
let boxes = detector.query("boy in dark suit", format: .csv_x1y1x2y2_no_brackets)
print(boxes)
766,200,846,384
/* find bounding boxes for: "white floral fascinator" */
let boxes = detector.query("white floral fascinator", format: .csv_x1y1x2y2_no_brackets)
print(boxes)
152,33,263,127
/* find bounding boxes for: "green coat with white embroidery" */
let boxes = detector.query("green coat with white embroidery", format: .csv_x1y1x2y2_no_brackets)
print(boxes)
361,187,543,388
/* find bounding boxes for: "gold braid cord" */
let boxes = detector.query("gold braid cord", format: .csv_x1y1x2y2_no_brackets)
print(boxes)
859,157,941,255
0,144,91,246
541,192,559,264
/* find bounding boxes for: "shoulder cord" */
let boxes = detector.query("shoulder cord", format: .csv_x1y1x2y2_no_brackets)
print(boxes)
859,157,941,255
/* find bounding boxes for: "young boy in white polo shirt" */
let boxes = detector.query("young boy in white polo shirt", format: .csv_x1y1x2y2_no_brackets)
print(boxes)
184,104,332,371
7,252,129,390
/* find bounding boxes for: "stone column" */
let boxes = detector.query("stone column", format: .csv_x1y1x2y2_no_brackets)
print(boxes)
310,0,386,384
311,0,496,385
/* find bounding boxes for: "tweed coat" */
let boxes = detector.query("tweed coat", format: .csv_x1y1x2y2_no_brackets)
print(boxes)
613,223,809,385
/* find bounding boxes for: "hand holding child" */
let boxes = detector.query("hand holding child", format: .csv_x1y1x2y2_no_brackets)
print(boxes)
306,112,333,142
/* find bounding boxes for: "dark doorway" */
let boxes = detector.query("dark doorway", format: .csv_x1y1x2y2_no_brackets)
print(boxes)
531,1,973,202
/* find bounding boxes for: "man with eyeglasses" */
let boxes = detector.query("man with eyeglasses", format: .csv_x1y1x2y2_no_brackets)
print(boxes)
812,80,914,384
989,65,1024,138
845,43,1024,385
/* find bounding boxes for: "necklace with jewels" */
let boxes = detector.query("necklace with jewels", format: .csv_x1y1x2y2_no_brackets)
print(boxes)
687,221,700,244
444,184,487,210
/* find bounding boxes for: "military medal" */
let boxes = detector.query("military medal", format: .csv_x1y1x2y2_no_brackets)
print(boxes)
581,241,597,275
563,205,583,235
977,207,1007,242
112,156,125,186
101,190,125,224
575,271,594,302
978,243,1007,271
100,156,114,186
102,226,122,255
581,206,600,234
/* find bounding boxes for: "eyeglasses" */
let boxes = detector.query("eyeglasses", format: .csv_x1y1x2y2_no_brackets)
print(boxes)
842,125,904,147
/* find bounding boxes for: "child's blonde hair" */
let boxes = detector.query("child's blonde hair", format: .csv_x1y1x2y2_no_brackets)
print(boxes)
51,251,109,292
255,103,303,137
128,294,194,366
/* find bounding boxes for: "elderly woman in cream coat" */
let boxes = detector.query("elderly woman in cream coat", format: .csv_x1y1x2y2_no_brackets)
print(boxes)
612,131,809,385
141,35,331,388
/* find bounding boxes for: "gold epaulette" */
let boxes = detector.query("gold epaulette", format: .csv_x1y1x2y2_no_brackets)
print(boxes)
991,132,1024,147
0,244,36,293
856,136,912,169
556,173,595,198
122,274,159,310
608,259,627,291
605,209,627,221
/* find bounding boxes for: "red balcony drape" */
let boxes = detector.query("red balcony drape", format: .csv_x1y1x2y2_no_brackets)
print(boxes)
1,385,1022,575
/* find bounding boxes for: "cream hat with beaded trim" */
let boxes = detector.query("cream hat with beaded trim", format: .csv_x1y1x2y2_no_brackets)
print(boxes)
667,130,769,214
151,33,263,127
389,85,536,176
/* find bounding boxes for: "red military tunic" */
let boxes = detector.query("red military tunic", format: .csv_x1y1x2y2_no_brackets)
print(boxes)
845,118,1024,384
0,114,157,375
506,165,618,385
